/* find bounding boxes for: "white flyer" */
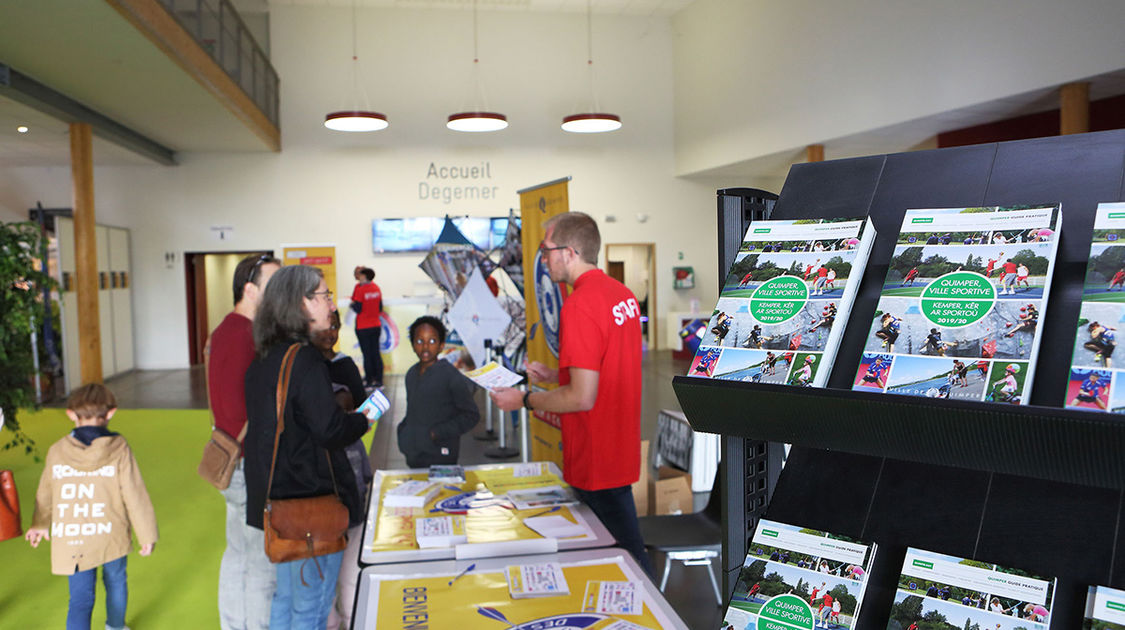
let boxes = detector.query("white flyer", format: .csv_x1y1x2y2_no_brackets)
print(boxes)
463,361,523,391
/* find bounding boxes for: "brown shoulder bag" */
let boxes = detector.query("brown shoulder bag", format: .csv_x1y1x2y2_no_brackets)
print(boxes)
197,423,247,490
263,344,350,567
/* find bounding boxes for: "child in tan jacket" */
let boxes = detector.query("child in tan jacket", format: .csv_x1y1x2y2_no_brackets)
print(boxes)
25,383,158,630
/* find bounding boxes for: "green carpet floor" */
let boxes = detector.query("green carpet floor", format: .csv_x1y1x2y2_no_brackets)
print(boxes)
2,408,222,628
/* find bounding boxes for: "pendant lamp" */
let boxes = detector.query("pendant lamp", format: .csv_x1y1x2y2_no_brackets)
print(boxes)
562,0,621,133
447,0,508,132
324,1,387,132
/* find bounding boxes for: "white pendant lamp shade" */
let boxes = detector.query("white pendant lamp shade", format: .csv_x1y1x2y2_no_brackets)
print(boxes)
561,113,621,133
324,110,389,132
447,111,508,132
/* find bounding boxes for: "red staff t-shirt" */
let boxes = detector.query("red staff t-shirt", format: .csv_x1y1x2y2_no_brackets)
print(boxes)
557,269,643,490
351,282,383,330
207,312,255,452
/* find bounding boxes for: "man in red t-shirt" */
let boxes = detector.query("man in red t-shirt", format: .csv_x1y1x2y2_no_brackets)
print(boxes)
491,212,652,576
206,253,279,630
350,267,384,387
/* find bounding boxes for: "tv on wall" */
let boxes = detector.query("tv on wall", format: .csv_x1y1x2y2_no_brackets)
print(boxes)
371,217,509,253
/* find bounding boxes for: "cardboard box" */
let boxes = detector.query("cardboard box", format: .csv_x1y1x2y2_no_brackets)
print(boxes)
631,440,651,516
650,465,692,515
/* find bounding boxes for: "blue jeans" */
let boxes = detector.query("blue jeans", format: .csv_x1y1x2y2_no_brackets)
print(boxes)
356,326,383,385
271,551,343,630
572,485,655,578
68,554,127,630
218,463,276,630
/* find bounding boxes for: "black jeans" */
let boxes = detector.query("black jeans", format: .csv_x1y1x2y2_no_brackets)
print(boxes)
356,326,383,385
573,485,655,578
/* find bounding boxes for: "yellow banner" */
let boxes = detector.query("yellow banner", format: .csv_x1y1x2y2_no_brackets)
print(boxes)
280,243,338,299
517,178,570,467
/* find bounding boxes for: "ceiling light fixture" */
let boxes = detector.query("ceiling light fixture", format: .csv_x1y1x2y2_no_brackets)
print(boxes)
324,0,387,132
562,0,621,133
16,126,29,133
447,0,507,132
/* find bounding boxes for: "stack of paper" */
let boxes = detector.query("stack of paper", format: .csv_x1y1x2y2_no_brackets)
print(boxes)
507,485,578,511
506,562,570,599
383,480,439,508
523,515,584,539
582,580,643,616
415,515,467,549
428,465,466,483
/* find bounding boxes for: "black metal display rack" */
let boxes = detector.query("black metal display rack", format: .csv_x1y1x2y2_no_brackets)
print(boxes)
674,130,1125,629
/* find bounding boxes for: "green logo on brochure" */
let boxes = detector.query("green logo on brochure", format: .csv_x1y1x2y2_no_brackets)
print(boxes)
911,217,934,224
920,271,995,328
1107,601,1125,612
912,560,934,570
762,529,779,538
757,594,815,630
750,276,808,324
754,228,772,233
1109,213,1125,219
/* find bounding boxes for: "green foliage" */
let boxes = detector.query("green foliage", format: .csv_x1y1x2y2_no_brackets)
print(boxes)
0,221,56,459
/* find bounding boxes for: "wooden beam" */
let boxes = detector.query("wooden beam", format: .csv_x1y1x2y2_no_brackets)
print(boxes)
105,0,281,151
70,123,103,385
1060,82,1090,135
806,144,825,162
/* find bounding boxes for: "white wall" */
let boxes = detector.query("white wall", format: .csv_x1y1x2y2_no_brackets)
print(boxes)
2,7,720,369
673,0,1125,176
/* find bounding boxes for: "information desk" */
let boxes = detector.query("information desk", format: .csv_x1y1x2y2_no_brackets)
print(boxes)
353,548,690,630
360,462,615,565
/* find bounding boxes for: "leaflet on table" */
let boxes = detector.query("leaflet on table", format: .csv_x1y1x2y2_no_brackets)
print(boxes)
853,204,1062,405
1067,202,1125,413
429,464,466,483
721,518,877,630
1084,584,1125,628
583,581,643,615
463,360,525,391
507,562,571,598
415,515,467,548
507,485,578,510
382,479,440,508
687,217,876,388
889,547,1054,630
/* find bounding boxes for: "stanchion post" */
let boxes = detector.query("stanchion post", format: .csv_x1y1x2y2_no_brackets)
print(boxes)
485,338,520,459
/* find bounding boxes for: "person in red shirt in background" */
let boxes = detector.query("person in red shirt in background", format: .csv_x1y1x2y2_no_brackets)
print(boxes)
491,212,653,577
207,253,280,630
350,266,384,388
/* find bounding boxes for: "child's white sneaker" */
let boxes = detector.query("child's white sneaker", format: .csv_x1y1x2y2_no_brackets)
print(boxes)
106,625,130,630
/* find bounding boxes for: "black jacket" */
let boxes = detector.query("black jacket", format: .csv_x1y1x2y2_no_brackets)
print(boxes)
244,342,368,529
397,359,480,467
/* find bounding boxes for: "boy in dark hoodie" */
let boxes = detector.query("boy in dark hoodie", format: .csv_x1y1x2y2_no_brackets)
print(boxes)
26,383,158,630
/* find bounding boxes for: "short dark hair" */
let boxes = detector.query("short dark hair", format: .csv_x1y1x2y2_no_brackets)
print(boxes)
253,265,322,357
233,254,280,304
360,267,375,281
67,383,117,420
544,212,600,264
409,315,447,344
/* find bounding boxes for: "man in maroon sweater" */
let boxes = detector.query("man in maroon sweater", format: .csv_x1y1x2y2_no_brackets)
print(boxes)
207,253,279,630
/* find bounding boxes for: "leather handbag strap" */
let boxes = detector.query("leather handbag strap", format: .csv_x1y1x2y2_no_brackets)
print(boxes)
266,343,302,499
235,421,248,444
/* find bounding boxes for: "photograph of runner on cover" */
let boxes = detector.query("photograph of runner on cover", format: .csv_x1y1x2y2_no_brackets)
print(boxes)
884,356,988,401
1083,244,1125,302
711,348,791,384
887,591,1046,630
984,361,1029,405
854,353,893,390
721,252,852,298
1072,304,1123,368
880,244,1051,300
688,346,722,377
700,299,832,352
864,299,1039,360
1066,368,1112,411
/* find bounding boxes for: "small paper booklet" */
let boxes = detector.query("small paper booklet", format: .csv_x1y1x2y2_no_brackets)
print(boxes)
357,388,390,423
383,480,439,508
721,518,877,630
506,562,570,599
1067,202,1125,413
463,361,524,390
688,216,876,387
523,514,584,539
854,204,1062,405
507,485,578,511
1083,584,1125,629
428,464,466,483
414,515,467,548
582,580,643,615
888,547,1055,630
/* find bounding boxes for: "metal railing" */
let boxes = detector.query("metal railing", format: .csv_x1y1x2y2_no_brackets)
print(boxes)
158,0,279,126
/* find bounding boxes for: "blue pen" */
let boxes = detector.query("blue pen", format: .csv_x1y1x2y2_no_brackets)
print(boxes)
527,505,561,518
448,563,476,586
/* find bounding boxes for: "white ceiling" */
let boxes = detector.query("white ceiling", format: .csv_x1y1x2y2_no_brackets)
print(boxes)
263,0,695,15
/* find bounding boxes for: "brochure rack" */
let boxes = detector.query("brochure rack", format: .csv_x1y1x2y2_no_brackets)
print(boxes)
675,129,1125,629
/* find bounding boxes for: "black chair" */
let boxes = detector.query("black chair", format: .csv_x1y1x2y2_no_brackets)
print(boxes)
637,472,722,605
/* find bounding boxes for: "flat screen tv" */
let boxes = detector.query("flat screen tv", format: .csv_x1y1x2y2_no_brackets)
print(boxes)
371,216,510,253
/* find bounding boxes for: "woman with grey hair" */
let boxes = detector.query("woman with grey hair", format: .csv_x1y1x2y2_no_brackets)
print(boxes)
242,265,370,629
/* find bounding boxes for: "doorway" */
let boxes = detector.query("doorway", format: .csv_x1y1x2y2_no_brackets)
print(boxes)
604,243,656,349
184,250,273,365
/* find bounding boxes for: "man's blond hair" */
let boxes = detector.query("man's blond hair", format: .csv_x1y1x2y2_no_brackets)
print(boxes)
544,212,600,265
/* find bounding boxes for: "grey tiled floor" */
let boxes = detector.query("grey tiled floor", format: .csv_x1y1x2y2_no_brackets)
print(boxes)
103,349,724,629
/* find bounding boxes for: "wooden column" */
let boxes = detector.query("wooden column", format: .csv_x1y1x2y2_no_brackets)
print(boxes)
806,144,825,162
1060,82,1090,135
70,123,103,384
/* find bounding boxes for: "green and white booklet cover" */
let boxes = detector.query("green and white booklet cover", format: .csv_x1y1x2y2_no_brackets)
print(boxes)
688,217,876,387
1066,202,1125,413
853,204,1062,405
721,519,876,630
888,547,1054,630
1084,585,1125,629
